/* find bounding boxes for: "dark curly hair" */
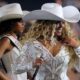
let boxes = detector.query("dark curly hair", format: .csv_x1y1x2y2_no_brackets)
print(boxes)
0,18,22,35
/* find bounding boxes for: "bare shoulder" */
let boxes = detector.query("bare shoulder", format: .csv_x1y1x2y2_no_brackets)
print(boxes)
0,37,10,46
0,37,11,58
0,37,11,50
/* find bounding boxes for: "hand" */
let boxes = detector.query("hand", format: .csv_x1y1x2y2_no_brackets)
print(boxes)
63,38,80,48
33,58,43,68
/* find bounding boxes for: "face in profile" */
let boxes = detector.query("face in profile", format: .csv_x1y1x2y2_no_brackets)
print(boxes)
14,20,25,34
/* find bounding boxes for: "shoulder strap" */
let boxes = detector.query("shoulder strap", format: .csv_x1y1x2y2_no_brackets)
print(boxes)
0,35,22,51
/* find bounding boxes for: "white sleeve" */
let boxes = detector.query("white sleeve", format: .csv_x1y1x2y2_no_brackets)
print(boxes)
74,59,80,73
74,46,80,57
14,55,33,74
74,46,80,72
14,41,44,74
14,43,34,74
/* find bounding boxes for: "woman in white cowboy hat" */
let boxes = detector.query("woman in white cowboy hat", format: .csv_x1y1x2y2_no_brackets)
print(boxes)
15,3,80,80
0,3,29,80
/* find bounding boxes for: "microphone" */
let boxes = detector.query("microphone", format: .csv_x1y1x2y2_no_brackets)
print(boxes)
32,54,43,80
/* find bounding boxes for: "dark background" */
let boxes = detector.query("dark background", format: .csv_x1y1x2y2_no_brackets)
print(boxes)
5,0,55,11
5,0,80,10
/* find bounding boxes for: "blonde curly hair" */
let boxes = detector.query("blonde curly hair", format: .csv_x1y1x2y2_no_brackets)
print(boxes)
20,20,79,67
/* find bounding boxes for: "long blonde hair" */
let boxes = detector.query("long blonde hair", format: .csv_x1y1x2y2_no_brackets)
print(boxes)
61,22,79,67
20,20,79,67
20,20,55,44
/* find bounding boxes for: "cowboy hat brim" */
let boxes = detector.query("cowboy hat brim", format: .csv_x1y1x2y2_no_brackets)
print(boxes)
23,5,80,23
0,11,30,22
23,10,63,21
63,6,80,23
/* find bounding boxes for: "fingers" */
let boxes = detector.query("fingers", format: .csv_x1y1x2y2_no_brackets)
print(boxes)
62,38,71,44
33,58,43,67
35,58,43,65
62,38,79,48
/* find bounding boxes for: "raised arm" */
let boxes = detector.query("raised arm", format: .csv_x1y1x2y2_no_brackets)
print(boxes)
64,38,80,72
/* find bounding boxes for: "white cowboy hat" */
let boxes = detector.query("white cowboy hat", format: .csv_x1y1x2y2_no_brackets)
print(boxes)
23,3,80,23
0,3,30,22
